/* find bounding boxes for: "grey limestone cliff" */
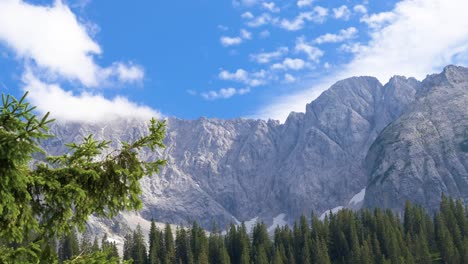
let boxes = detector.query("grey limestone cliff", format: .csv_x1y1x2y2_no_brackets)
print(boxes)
41,74,420,231
364,65,468,212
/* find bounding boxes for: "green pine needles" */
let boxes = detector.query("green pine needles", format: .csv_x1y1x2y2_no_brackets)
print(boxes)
0,92,166,263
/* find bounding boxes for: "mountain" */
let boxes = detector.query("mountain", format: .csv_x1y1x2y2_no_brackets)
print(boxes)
364,65,468,212
41,73,419,233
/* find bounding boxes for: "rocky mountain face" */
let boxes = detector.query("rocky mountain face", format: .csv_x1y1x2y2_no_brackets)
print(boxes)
364,65,468,212
41,73,421,233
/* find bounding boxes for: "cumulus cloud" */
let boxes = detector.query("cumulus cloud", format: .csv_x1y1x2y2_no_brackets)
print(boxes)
295,37,324,62
201,87,250,100
255,0,468,122
250,47,289,64
220,29,252,46
314,27,358,44
333,5,351,20
0,0,144,87
22,72,160,123
271,58,306,70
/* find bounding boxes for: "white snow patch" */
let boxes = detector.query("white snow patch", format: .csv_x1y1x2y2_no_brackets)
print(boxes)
244,216,259,234
348,188,366,207
319,206,344,220
268,213,287,233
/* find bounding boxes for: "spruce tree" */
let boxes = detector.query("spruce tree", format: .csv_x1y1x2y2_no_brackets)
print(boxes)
165,224,176,264
132,224,148,264
149,220,161,264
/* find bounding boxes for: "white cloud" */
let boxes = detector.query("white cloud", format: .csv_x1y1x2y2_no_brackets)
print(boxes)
219,69,249,82
104,62,144,83
297,0,313,8
353,5,367,14
295,37,324,62
255,0,468,122
360,11,396,29
333,5,351,20
272,58,306,70
232,0,258,7
280,7,328,31
220,29,252,46
250,47,288,64
241,12,254,19
23,72,160,123
219,69,266,86
240,29,252,40
220,36,243,46
0,0,143,87
246,13,275,27
314,27,358,44
284,74,296,83
262,2,280,13
201,87,250,100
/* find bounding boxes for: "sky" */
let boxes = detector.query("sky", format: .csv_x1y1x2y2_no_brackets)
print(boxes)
1,0,468,123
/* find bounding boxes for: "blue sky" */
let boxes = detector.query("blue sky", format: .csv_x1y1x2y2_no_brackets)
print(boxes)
1,0,468,122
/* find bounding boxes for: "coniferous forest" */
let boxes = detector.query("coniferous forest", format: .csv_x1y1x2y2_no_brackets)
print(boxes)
55,195,468,264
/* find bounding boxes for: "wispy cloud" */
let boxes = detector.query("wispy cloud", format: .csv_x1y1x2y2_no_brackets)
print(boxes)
314,27,358,44
250,47,289,64
271,58,306,71
219,69,267,86
280,7,328,31
284,73,296,83
246,13,276,27
262,2,280,13
220,36,243,46
353,5,367,14
201,87,250,100
297,0,314,8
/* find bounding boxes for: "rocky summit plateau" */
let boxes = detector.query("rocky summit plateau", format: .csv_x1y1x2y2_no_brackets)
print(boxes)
39,65,468,242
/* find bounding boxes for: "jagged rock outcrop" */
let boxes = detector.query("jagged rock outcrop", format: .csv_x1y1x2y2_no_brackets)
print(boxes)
364,65,468,212
41,74,420,231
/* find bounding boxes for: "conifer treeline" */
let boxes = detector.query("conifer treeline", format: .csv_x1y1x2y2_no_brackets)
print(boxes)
60,195,468,263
